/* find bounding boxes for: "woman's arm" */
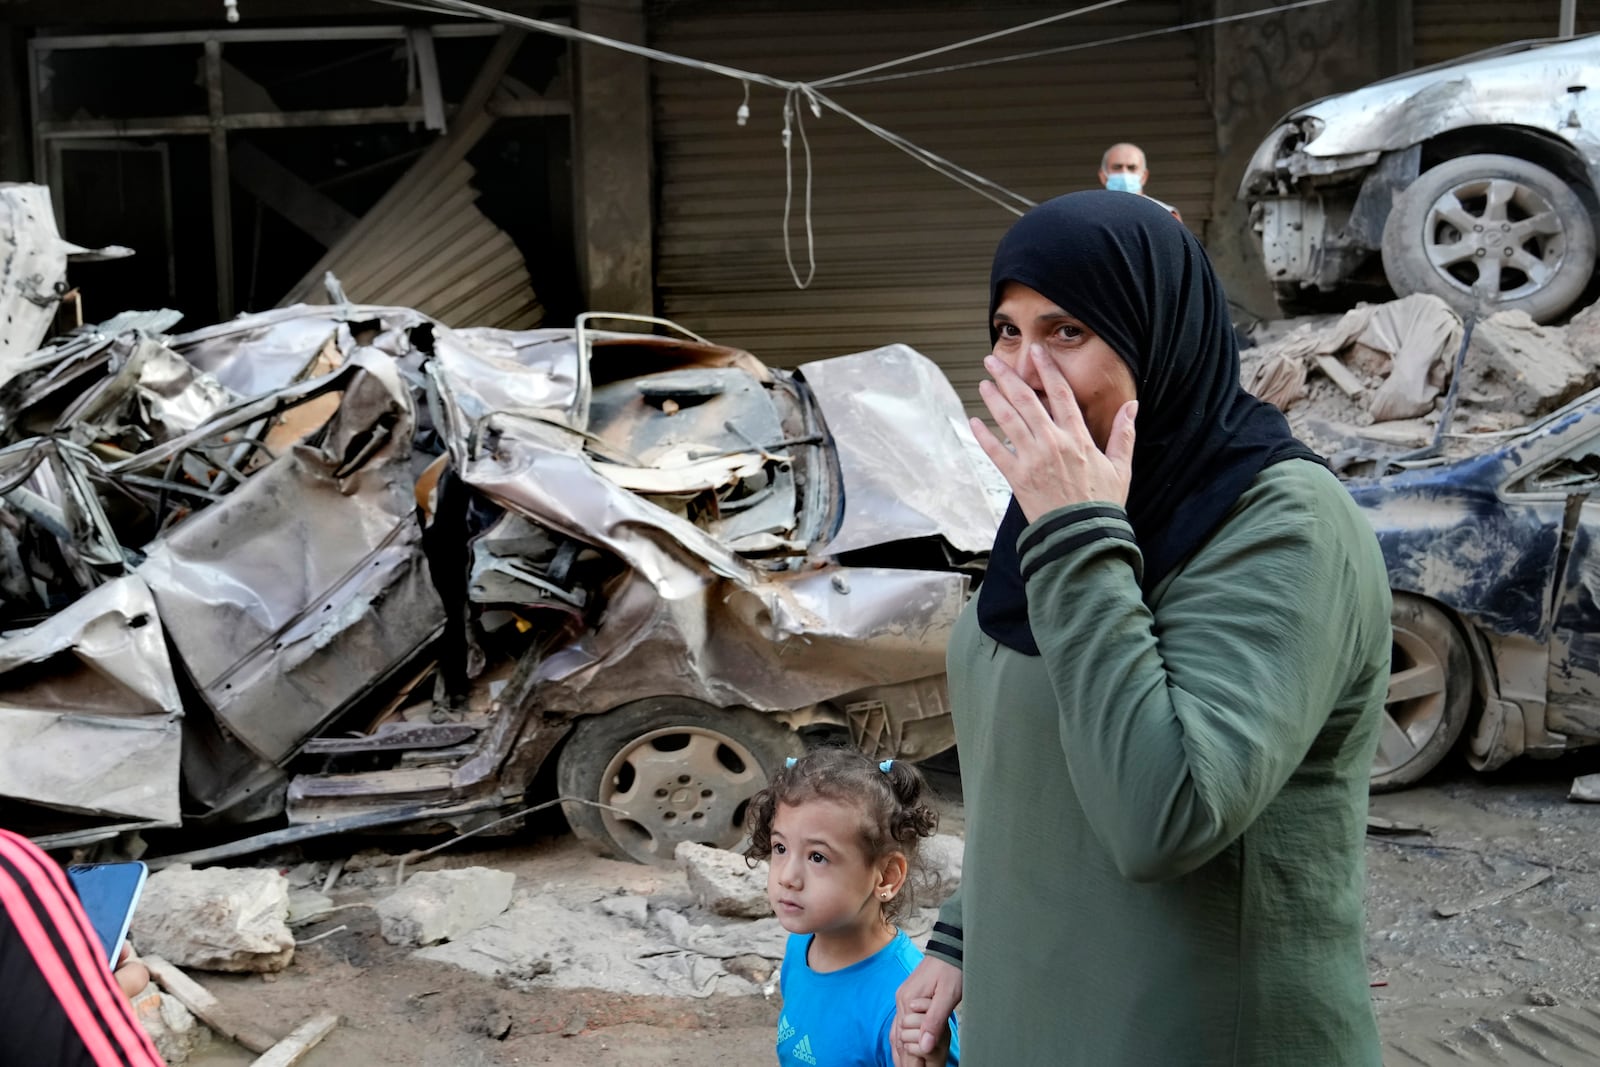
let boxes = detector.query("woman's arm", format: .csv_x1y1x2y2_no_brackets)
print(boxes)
1022,478,1382,882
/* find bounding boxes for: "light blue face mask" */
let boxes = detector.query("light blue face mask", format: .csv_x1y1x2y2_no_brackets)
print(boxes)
1105,172,1143,195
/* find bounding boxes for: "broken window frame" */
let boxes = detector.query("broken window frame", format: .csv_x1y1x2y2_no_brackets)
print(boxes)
26,23,572,321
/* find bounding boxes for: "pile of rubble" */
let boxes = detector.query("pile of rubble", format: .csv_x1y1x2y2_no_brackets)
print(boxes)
119,836,962,1060
1241,293,1600,473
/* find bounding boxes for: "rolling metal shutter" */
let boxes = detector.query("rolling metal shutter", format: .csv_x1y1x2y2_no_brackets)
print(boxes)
1413,2,1599,67
649,1,1215,416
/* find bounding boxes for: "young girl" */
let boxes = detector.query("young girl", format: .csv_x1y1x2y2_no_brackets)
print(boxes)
745,748,959,1067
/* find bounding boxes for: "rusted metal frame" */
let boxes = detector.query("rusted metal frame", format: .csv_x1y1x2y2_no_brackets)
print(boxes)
29,24,503,51
26,38,45,188
144,800,502,870
37,108,435,139
204,40,233,321
116,472,228,504
484,98,573,117
280,28,527,304
407,28,447,133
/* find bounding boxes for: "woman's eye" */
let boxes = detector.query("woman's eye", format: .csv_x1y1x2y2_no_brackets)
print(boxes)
1055,324,1083,341
994,323,1019,339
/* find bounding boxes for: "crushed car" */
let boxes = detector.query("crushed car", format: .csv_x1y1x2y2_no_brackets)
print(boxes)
1240,32,1600,324
0,290,1001,865
1350,383,1600,791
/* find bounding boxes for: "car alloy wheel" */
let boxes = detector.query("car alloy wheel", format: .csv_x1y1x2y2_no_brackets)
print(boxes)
557,699,804,863
1381,154,1596,324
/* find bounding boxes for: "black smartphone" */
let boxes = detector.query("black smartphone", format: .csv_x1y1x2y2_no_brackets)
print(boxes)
66,861,149,967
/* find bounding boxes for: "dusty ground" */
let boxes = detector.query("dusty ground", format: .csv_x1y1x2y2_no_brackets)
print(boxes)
173,752,1600,1066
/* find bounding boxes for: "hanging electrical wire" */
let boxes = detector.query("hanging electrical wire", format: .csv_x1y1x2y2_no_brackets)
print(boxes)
822,0,1339,88
374,0,1338,289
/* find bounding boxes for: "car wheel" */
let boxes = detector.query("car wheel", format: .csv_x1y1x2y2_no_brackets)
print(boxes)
1371,594,1474,792
1380,153,1596,324
556,698,804,864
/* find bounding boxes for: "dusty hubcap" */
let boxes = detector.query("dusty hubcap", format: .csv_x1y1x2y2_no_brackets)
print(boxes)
598,726,766,862
1377,624,1448,777
1423,177,1565,301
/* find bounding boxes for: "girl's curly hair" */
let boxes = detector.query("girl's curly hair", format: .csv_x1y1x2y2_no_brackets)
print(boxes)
743,747,940,922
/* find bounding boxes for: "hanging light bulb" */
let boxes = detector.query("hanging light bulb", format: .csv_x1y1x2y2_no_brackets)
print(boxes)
223,0,241,23
736,82,750,127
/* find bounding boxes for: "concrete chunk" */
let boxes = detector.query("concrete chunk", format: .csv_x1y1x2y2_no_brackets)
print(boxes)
918,833,963,906
377,867,515,946
131,865,294,973
129,985,211,1065
677,841,769,918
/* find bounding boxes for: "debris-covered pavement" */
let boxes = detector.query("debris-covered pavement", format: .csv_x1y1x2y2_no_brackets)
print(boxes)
89,757,1600,1066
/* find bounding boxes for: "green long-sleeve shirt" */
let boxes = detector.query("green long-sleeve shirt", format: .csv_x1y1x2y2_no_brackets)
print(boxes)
928,459,1389,1065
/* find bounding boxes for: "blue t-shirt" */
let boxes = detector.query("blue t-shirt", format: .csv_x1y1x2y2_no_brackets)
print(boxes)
776,930,960,1067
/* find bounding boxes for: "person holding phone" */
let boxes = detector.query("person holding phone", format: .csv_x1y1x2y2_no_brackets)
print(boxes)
892,191,1390,1065
0,828,165,1066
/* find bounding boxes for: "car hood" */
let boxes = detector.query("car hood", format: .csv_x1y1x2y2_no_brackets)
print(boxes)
1289,33,1600,158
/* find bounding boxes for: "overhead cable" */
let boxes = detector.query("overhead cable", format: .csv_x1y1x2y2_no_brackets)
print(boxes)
822,0,1340,88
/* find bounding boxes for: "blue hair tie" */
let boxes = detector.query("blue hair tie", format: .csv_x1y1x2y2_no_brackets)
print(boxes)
785,757,798,768
879,759,894,773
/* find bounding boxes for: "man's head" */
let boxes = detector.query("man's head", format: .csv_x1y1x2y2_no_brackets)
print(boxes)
1099,143,1149,195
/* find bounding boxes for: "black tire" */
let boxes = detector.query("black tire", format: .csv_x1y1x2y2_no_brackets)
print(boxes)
1381,153,1596,324
556,698,804,864
1371,594,1474,792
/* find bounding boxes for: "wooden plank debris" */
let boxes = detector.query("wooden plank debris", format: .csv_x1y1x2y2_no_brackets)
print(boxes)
1314,354,1366,398
144,955,278,1054
249,1013,340,1067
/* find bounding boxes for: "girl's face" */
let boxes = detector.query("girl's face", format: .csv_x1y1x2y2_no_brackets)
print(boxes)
766,798,899,939
990,280,1138,451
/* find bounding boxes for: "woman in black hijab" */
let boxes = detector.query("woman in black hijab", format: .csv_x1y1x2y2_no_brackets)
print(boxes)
893,192,1390,1066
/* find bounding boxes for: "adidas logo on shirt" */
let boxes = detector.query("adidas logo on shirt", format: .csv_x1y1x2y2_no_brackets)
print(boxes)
777,1015,796,1042
792,1035,817,1064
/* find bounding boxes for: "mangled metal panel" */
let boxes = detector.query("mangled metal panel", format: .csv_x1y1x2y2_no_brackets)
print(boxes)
0,438,130,618
432,340,975,717
0,575,182,824
799,344,1005,555
1,183,134,387
134,352,445,762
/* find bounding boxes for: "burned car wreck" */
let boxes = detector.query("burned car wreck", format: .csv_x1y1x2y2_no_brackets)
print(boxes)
0,298,998,865
1240,33,1600,324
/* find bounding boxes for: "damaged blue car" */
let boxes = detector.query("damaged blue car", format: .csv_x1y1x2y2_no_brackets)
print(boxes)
1352,388,1600,789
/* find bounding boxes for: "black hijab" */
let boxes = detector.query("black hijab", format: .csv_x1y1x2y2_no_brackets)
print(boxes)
976,191,1323,655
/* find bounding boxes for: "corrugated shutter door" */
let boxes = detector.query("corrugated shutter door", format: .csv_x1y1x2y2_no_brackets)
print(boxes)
650,1,1214,416
1413,2,1600,67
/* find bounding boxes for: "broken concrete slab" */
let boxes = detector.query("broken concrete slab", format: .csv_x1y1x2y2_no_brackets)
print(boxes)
132,866,294,973
676,841,770,919
377,866,515,947
598,893,650,928
129,985,211,1065
417,889,783,998
1570,772,1600,803
1462,310,1598,419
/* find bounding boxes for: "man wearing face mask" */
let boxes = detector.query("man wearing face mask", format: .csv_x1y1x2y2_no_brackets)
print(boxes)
1098,143,1182,222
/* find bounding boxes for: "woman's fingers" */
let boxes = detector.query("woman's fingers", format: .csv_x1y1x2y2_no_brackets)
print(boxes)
1106,399,1139,482
969,416,1018,477
1026,342,1096,446
983,353,1056,444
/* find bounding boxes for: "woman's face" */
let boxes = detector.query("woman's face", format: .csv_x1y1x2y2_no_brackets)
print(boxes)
990,281,1137,451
